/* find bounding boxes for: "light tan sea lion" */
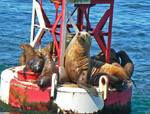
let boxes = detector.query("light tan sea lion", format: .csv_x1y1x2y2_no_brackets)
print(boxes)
65,31,131,96
34,52,59,88
65,32,98,96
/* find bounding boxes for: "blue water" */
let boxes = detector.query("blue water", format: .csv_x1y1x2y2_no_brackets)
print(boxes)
0,0,150,113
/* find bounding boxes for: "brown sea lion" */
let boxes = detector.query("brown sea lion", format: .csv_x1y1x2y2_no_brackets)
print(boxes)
19,41,56,65
34,52,59,88
65,31,132,96
117,51,134,78
65,32,98,96
94,48,120,64
20,44,45,73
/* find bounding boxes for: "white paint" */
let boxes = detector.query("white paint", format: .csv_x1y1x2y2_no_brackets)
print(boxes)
30,0,46,48
51,73,58,98
54,85,104,113
99,76,109,100
0,66,24,104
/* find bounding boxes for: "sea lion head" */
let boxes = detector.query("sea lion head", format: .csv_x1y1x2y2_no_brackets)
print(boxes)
30,53,45,73
109,48,120,64
76,31,92,48
20,44,36,56
74,31,92,57
94,48,120,64
23,53,44,73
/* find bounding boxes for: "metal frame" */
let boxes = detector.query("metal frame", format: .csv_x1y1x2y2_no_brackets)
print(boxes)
30,0,114,79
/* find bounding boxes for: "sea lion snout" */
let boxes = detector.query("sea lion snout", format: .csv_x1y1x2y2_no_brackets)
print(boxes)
31,55,44,73
77,31,92,45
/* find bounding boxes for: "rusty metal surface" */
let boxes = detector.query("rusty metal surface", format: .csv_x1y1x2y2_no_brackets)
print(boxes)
9,79,56,111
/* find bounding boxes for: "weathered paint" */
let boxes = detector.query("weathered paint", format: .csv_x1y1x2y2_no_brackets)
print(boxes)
0,66,24,104
54,84,104,113
17,70,39,82
0,66,132,113
9,79,52,110
54,83,132,113
105,84,132,106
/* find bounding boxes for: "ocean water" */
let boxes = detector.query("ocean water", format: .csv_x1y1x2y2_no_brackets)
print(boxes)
0,0,150,114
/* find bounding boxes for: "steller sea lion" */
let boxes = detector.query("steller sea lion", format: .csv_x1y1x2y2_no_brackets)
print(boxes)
20,44,45,73
19,41,57,65
65,31,133,96
34,52,59,88
65,32,98,96
94,48,120,64
117,51,134,79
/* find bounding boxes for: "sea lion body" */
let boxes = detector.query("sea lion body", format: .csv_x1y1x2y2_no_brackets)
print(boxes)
34,52,59,88
65,33,91,82
65,32,98,96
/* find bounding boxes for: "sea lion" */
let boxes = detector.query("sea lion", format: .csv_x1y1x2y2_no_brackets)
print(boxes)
20,44,45,73
19,41,57,65
34,52,59,88
117,51,134,78
94,48,120,64
65,32,98,96
65,31,132,96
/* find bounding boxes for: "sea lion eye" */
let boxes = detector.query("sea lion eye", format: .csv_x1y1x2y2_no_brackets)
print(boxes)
86,34,89,37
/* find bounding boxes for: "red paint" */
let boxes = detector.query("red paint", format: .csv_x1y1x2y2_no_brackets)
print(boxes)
17,70,39,81
9,79,51,110
8,77,132,111
105,85,132,106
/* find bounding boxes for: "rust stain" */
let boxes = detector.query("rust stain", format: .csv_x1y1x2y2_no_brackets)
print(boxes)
9,86,58,112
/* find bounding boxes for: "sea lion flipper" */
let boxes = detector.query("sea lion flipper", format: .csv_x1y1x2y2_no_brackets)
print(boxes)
34,76,51,88
77,80,98,97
